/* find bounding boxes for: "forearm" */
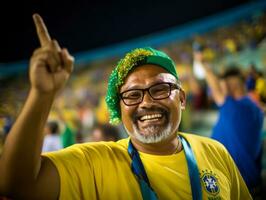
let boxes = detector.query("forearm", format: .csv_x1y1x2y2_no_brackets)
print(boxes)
0,88,55,193
203,64,225,105
204,67,220,92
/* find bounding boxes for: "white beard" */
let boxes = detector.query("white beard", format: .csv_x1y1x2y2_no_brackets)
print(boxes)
125,123,172,144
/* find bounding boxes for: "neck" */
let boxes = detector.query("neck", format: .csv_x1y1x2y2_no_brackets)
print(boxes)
130,133,182,155
232,89,245,99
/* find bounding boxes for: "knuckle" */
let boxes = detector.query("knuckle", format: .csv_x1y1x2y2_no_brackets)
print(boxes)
67,57,74,64
32,48,42,56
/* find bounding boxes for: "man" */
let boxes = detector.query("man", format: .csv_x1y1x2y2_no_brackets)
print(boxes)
0,14,251,199
42,120,63,152
194,52,264,196
90,123,120,142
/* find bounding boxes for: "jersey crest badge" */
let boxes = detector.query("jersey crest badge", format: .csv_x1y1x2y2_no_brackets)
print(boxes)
200,169,220,196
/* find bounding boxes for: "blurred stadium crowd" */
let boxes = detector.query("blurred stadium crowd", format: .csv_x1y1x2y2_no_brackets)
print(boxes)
0,10,266,155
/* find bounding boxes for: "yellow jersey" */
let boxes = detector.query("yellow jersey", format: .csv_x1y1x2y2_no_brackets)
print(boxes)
43,133,251,200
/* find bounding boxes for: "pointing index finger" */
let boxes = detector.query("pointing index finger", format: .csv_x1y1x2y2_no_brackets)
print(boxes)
33,14,51,46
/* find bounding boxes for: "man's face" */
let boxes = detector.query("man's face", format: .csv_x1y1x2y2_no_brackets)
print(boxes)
120,64,185,144
91,128,104,142
222,76,244,96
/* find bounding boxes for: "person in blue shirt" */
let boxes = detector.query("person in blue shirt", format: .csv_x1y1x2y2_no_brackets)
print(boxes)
195,52,264,197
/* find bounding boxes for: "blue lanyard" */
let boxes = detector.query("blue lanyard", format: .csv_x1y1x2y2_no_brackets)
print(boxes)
127,135,202,200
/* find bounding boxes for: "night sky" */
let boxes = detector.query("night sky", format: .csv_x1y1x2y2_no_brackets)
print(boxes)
1,0,251,63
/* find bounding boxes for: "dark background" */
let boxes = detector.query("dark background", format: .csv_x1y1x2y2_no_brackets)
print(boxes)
0,0,252,63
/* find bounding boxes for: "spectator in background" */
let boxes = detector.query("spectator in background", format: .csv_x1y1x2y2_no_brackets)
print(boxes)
95,95,110,124
256,71,266,104
3,117,13,138
245,64,266,112
42,121,63,153
91,123,120,142
0,117,13,155
246,63,261,106
55,107,77,146
195,52,264,198
246,63,257,91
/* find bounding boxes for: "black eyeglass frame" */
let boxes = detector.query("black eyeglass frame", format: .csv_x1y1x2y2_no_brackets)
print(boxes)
119,82,181,106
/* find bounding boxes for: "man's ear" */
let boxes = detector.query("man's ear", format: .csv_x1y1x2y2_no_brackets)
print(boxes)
179,89,186,110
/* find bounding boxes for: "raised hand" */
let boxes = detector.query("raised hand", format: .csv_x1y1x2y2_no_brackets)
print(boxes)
30,14,74,94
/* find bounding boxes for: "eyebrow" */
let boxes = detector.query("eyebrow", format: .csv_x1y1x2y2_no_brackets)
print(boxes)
121,81,177,92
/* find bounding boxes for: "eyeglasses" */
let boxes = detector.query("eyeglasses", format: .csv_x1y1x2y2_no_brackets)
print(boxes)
120,82,181,106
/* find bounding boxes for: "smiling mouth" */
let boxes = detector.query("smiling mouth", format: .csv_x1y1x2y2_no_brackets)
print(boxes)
139,113,163,122
134,112,166,139
137,113,167,129
133,107,169,129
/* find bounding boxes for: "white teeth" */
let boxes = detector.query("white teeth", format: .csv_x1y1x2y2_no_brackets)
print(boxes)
140,114,162,121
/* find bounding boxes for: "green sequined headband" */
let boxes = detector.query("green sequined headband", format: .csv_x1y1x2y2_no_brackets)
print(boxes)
105,47,178,125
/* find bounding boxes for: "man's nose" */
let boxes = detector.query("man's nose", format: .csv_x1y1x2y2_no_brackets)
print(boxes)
139,91,154,107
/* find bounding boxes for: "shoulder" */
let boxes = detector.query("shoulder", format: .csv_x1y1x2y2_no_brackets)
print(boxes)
44,138,130,160
179,132,228,154
179,132,236,170
78,138,129,155
221,96,235,105
180,132,223,145
214,96,234,108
